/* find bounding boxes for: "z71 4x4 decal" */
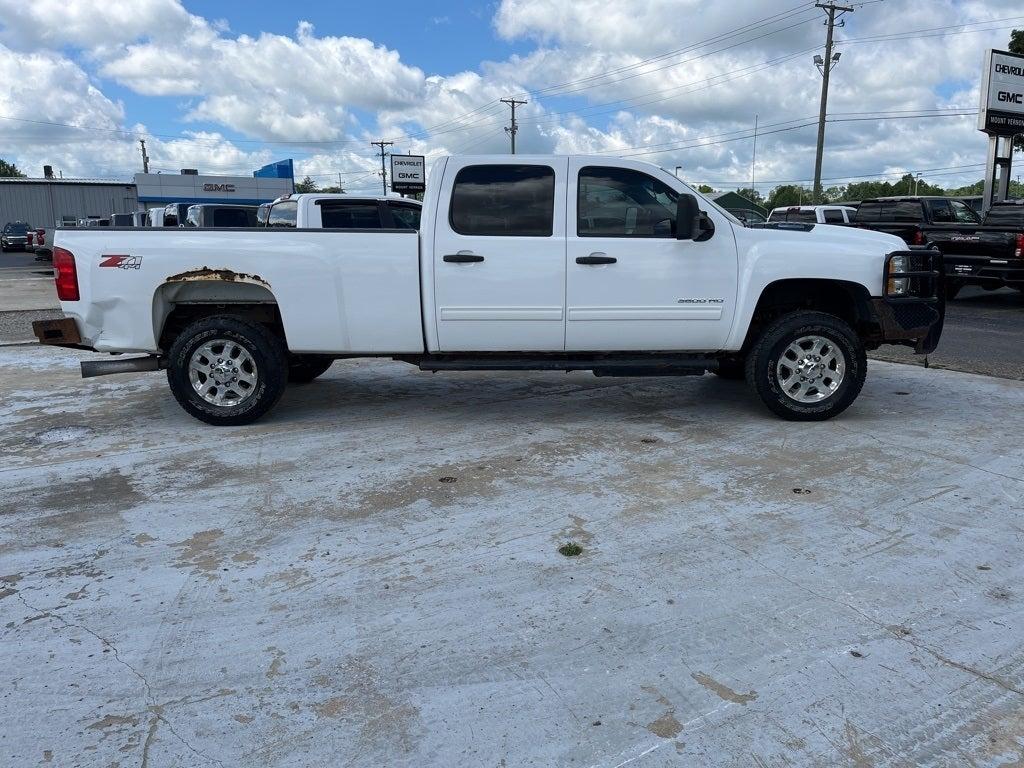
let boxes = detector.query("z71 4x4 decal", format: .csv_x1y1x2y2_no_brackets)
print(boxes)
99,255,142,270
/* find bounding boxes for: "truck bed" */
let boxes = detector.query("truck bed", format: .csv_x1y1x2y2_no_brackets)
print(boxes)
55,227,425,354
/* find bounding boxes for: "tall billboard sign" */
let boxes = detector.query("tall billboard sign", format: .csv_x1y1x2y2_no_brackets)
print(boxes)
979,49,1024,136
390,155,426,194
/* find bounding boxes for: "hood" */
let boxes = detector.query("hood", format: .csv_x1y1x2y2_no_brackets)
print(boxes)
740,222,906,254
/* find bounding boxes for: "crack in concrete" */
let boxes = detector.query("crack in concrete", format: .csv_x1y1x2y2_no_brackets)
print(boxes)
715,540,1024,701
15,590,227,767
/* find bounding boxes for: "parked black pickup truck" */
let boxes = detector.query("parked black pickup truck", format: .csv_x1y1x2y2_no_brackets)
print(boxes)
853,197,1024,298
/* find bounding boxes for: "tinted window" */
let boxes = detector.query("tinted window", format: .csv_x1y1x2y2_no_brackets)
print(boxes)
853,202,881,222
5,223,29,233
950,200,980,224
822,209,844,223
212,208,256,227
185,207,201,227
929,199,953,223
451,165,555,237
890,202,924,222
388,203,421,230
983,205,1024,226
578,166,678,237
267,201,297,228
257,204,271,227
319,202,382,229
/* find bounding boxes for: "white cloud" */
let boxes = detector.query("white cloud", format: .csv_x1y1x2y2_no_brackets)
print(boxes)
0,0,190,50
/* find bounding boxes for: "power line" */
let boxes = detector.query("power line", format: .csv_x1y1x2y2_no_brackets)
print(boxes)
370,140,393,195
500,98,527,154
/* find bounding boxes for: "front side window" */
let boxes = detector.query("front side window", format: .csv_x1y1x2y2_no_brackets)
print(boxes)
267,201,297,228
319,202,382,229
950,200,980,224
388,203,421,230
578,166,678,237
450,165,555,237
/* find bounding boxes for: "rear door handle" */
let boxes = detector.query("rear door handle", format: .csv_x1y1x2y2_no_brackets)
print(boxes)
576,254,617,265
443,253,485,263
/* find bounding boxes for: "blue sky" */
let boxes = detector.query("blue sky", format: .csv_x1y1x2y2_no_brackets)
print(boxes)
0,0,1019,190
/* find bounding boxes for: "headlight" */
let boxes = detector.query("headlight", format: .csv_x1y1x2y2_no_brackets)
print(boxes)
887,254,909,296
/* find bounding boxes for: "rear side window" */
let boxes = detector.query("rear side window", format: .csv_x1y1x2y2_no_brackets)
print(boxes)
450,165,555,237
213,208,256,227
387,203,421,230
185,207,201,227
857,201,923,223
771,209,816,223
267,201,297,228
929,199,953,223
319,202,382,229
822,209,844,224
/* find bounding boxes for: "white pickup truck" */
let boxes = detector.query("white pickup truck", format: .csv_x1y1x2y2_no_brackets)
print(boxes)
34,155,943,425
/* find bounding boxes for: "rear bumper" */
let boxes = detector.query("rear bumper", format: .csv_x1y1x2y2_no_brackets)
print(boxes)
31,318,91,350
943,254,1024,289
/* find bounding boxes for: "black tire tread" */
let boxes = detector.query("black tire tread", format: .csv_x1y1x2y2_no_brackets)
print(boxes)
745,310,866,421
166,315,288,426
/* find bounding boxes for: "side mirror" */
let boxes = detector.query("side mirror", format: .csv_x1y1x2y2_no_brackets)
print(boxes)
676,194,700,240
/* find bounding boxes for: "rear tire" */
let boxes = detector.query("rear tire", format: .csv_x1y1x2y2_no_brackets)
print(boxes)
167,315,288,426
745,311,866,421
287,354,334,384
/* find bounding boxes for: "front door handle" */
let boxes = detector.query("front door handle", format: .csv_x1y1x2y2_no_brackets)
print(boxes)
443,253,485,263
576,254,617,265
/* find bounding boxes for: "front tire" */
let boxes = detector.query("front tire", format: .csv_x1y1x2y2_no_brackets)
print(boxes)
745,311,866,421
167,315,288,426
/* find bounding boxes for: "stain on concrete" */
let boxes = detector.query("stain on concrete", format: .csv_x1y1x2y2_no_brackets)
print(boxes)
170,529,225,577
312,696,349,718
647,711,683,739
87,714,138,731
691,672,758,705
3,470,144,531
132,533,156,547
265,647,286,679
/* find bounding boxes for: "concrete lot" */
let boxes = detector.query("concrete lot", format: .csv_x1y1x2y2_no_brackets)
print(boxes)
2,346,1023,767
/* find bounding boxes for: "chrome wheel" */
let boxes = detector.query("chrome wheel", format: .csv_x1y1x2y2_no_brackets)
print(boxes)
188,338,259,406
775,335,846,404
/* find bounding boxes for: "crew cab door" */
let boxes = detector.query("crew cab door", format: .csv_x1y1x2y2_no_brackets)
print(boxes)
565,160,737,351
433,158,568,351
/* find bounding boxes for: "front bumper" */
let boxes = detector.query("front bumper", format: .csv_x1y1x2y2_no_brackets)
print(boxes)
944,254,1024,289
870,248,944,354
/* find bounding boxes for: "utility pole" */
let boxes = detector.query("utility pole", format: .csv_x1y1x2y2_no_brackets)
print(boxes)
370,140,393,196
139,139,150,174
750,114,758,195
812,1,853,204
500,98,527,154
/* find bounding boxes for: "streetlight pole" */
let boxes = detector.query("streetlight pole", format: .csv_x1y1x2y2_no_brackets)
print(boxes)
812,2,853,205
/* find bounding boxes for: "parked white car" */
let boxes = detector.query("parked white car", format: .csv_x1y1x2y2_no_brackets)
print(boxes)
35,155,942,425
768,205,857,225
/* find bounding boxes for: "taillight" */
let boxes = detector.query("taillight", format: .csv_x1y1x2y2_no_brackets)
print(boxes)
1016,233,1024,259
912,230,926,246
26,232,34,246
53,246,80,301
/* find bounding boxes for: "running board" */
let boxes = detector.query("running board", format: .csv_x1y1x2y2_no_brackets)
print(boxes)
409,356,714,376
81,356,164,378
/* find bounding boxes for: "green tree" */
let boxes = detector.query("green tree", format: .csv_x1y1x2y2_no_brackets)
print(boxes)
734,187,764,206
695,184,715,194
294,175,319,193
766,184,812,210
0,159,25,177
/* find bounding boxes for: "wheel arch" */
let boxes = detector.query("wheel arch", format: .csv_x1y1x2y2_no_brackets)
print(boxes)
737,278,878,353
153,277,287,352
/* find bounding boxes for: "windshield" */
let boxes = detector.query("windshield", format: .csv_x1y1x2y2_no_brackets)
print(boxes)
5,223,30,234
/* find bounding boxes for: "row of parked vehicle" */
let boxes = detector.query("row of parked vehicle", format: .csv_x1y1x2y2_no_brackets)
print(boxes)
753,197,1023,298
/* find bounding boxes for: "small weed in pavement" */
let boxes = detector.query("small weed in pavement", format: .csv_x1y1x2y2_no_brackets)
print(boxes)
559,542,583,557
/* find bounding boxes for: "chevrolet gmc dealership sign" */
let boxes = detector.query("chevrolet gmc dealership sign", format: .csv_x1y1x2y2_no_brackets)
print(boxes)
979,49,1024,135
390,155,426,194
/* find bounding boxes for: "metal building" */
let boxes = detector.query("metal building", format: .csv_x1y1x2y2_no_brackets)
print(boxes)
0,178,138,228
